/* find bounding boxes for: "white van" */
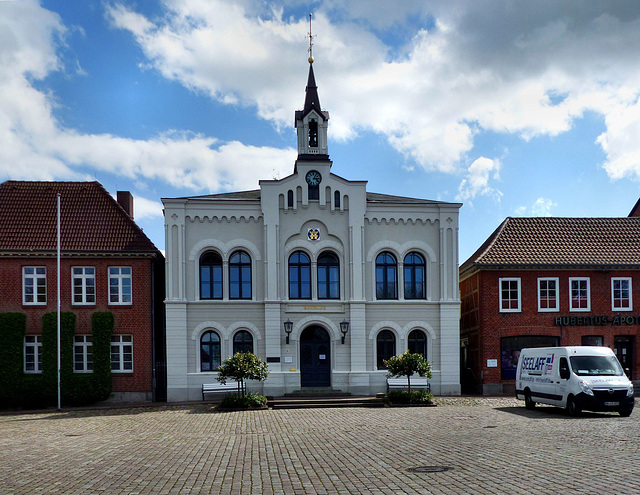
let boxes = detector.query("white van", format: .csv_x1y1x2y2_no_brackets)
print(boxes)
515,346,634,416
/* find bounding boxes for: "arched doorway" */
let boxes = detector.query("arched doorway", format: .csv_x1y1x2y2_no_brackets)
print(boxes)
300,326,331,387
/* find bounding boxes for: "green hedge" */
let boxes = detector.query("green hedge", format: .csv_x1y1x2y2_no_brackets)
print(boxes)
0,313,27,408
0,311,114,409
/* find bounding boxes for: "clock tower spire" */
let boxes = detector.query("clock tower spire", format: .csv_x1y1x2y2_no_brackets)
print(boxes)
295,13,330,163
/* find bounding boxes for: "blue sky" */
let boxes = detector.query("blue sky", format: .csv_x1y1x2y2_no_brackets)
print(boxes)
3,1,640,262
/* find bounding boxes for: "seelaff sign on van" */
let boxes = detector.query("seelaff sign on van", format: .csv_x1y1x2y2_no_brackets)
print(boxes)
515,346,634,417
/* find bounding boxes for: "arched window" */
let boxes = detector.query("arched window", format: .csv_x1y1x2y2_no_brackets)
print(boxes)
334,190,340,208
377,330,396,370
200,252,222,300
375,252,397,300
233,330,254,354
287,190,294,208
317,252,339,299
404,252,426,299
289,251,311,299
229,251,251,299
408,329,427,359
200,331,221,371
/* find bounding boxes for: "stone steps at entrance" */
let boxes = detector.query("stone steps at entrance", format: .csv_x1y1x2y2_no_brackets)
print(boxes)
268,395,385,409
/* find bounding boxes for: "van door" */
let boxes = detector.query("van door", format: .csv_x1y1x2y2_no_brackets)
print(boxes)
557,357,570,406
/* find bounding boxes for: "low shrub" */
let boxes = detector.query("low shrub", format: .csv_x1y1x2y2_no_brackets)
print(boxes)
219,392,268,409
387,390,434,405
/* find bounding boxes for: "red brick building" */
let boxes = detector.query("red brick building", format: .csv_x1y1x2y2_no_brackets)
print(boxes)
0,181,165,402
459,216,640,395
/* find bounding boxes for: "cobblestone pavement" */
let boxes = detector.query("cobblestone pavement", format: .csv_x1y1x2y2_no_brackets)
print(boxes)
1,397,638,494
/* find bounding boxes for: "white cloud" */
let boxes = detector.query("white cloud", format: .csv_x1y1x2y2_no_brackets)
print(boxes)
515,197,557,217
131,195,164,220
107,1,640,177
0,0,293,194
456,157,502,203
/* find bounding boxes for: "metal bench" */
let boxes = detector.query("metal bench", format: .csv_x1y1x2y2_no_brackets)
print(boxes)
386,377,430,393
202,381,246,401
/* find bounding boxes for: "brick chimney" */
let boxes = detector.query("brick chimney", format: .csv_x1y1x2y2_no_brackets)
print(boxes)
117,191,134,219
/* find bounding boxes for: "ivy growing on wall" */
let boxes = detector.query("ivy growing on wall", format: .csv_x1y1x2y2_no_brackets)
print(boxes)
0,313,26,408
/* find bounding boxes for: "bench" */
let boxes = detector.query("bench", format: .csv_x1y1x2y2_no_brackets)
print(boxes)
386,377,430,394
202,381,246,401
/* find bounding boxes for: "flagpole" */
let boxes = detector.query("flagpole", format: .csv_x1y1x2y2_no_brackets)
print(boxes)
57,193,61,411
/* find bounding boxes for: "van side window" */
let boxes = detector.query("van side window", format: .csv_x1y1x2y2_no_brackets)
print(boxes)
559,357,570,380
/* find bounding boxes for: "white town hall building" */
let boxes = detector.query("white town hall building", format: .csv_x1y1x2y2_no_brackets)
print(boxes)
162,55,462,401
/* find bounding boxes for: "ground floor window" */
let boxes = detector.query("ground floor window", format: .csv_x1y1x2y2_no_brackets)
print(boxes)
376,330,396,370
581,335,604,346
111,335,133,372
501,335,559,379
408,329,427,359
201,331,221,371
233,330,253,354
74,335,93,373
24,335,42,373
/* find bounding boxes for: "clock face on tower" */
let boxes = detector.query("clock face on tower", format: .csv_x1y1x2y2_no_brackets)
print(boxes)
305,170,322,186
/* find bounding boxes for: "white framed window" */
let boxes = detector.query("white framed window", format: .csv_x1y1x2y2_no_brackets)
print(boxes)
24,335,43,373
109,267,132,305
499,278,521,312
111,335,133,372
569,277,590,312
23,267,47,305
74,335,93,373
612,277,632,311
538,278,559,312
72,267,96,305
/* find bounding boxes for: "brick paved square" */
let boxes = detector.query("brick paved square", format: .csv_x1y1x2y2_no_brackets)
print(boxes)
1,398,638,494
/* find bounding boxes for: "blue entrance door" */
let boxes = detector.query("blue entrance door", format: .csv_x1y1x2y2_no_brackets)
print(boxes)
300,326,331,387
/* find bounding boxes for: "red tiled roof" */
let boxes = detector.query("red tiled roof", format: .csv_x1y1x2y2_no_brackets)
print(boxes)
460,217,640,274
0,181,158,253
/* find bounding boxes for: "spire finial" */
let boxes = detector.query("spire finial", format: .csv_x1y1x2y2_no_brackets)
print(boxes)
307,13,315,64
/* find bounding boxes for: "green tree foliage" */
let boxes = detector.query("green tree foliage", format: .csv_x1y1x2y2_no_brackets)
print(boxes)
217,352,269,397
0,313,26,408
384,351,432,393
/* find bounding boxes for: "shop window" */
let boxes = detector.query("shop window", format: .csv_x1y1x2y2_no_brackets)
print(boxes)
499,278,521,312
501,335,560,379
582,335,604,346
537,277,558,312
612,277,632,311
569,277,590,312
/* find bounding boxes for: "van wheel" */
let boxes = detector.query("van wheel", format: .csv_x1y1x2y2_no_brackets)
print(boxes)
524,391,536,410
567,396,581,417
619,407,633,417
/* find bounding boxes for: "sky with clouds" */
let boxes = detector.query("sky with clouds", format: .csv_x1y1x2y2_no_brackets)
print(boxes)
2,0,640,262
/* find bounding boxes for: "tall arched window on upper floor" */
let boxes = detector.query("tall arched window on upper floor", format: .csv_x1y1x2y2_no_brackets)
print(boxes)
334,190,340,208
233,330,254,354
200,252,223,300
376,330,396,370
289,251,311,299
375,252,397,300
287,190,294,208
317,252,339,300
404,252,426,300
408,329,427,359
229,250,252,299
200,331,221,371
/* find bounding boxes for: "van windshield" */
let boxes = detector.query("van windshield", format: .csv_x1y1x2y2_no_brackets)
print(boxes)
569,356,624,376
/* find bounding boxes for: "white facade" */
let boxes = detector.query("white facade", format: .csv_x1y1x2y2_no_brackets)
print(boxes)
163,62,462,400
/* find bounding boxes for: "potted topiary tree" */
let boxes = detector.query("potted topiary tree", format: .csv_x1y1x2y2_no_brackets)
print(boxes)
216,352,269,409
384,351,433,405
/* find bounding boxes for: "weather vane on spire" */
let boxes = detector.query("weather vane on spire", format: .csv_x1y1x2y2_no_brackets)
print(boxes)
307,13,315,64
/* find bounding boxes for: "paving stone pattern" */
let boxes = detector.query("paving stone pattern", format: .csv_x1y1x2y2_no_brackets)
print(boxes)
0,397,638,494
